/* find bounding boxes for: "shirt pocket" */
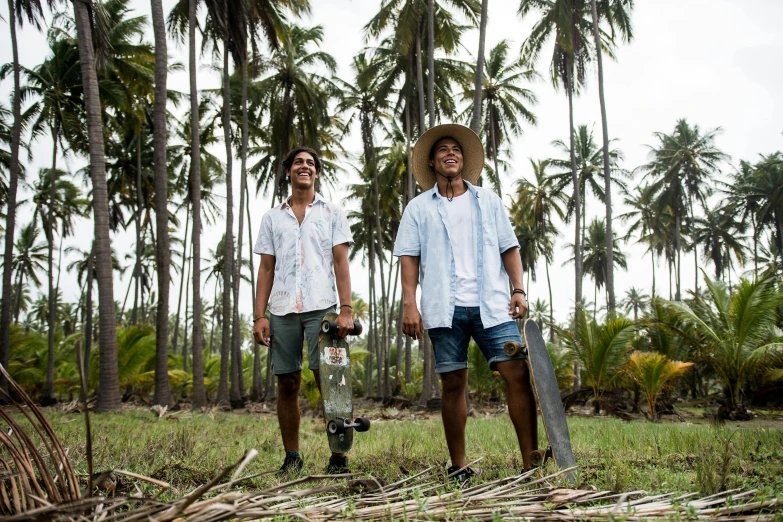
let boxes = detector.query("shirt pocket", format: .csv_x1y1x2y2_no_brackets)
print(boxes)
482,218,496,246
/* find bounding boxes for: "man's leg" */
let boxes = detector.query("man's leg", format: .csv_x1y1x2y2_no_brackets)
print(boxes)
277,371,302,452
440,368,469,468
495,359,538,469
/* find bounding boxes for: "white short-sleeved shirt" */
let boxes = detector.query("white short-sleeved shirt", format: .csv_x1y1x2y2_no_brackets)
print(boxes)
443,191,479,306
254,193,353,316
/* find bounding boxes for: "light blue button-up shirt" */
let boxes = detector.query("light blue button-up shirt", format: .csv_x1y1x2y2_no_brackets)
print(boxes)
393,182,520,330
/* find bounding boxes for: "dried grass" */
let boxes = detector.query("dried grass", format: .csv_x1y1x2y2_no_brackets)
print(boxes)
1,368,781,520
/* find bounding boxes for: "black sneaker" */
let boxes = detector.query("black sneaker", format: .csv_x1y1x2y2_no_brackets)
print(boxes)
447,465,480,483
277,454,303,477
326,454,350,474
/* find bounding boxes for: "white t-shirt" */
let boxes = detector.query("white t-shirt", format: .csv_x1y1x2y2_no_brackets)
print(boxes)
443,191,479,306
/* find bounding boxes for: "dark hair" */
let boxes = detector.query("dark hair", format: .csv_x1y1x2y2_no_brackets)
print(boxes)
283,146,322,174
429,136,462,160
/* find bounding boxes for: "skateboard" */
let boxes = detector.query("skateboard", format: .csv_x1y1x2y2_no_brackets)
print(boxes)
318,312,371,453
505,319,577,480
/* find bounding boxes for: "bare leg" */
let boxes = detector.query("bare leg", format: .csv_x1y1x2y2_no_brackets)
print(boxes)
440,369,468,468
277,371,301,452
313,369,344,458
495,359,538,469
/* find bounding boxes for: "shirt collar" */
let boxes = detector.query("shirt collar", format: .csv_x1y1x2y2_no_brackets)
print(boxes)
428,181,480,199
281,192,324,209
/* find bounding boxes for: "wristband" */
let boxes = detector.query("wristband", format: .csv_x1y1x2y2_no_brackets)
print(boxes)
253,316,265,322
512,289,527,296
340,304,353,309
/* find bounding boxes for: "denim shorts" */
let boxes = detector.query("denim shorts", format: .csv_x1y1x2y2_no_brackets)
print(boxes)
427,306,526,374
269,307,335,375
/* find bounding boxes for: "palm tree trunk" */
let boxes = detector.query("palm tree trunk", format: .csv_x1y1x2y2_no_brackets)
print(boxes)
690,198,698,296
209,280,218,354
392,260,401,391
366,229,374,397
0,0,22,393
229,56,251,404
150,0,174,407
189,0,207,407
470,0,489,135
45,125,59,402
651,251,656,298
72,0,120,412
172,206,190,355
567,66,583,310
590,0,616,312
84,250,94,379
218,35,234,407
427,0,435,129
489,109,502,197
546,259,554,342
247,185,261,402
183,246,191,373
132,137,143,325
415,24,426,132
675,211,682,301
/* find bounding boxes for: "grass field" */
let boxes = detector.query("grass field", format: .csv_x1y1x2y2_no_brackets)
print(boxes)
33,403,783,501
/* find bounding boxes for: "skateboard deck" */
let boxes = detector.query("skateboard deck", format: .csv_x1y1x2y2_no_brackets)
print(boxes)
318,312,369,453
522,319,577,480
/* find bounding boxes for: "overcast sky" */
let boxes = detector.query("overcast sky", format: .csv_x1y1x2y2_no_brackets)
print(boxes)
2,0,782,327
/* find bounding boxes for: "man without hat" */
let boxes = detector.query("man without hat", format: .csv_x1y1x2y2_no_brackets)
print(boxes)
393,124,539,481
253,147,355,476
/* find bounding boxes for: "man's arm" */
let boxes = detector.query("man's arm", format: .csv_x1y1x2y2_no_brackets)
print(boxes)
253,254,275,346
400,255,424,339
333,242,353,338
501,248,528,319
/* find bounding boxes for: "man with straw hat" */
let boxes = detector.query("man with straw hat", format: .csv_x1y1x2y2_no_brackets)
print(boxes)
393,124,538,482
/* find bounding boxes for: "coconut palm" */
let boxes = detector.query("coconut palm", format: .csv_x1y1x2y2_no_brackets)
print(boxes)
557,307,636,412
11,223,47,322
663,274,783,409
469,0,487,134
512,159,564,339
642,119,729,300
745,153,783,275
693,204,747,284
625,351,691,419
588,0,634,313
620,287,648,321
463,40,538,196
1,0,55,394
618,183,661,296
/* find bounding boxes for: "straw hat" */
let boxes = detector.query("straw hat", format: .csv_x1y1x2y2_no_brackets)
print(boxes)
412,124,484,191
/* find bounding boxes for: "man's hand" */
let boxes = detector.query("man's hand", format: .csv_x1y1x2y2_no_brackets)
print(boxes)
403,303,424,340
335,308,353,339
509,293,528,319
253,317,271,346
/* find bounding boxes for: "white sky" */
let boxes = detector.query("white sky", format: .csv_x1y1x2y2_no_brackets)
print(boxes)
2,0,782,325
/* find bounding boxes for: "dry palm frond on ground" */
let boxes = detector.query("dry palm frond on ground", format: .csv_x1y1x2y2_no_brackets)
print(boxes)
1,367,781,520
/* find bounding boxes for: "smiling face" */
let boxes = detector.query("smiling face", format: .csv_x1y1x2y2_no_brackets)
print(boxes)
287,151,319,189
429,137,464,178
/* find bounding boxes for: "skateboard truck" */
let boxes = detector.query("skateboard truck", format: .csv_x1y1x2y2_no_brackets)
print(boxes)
327,416,371,435
503,341,528,357
321,319,363,336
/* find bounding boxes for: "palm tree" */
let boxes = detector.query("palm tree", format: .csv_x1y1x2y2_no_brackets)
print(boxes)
31,169,88,401
149,0,175,408
68,0,123,411
557,307,636,412
550,124,624,256
463,40,538,196
619,183,660,296
469,0,488,134
693,204,747,284
578,217,628,314
512,158,565,340
626,351,691,419
744,153,783,276
642,119,729,300
1,0,54,394
620,287,648,321
588,0,634,313
663,274,783,410
11,223,47,322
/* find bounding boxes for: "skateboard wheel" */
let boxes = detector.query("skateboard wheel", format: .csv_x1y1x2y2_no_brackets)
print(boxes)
503,341,522,357
354,417,371,432
321,320,334,334
328,418,346,435
351,321,363,336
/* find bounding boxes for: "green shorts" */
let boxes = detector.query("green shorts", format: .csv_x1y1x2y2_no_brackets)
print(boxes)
269,307,335,375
